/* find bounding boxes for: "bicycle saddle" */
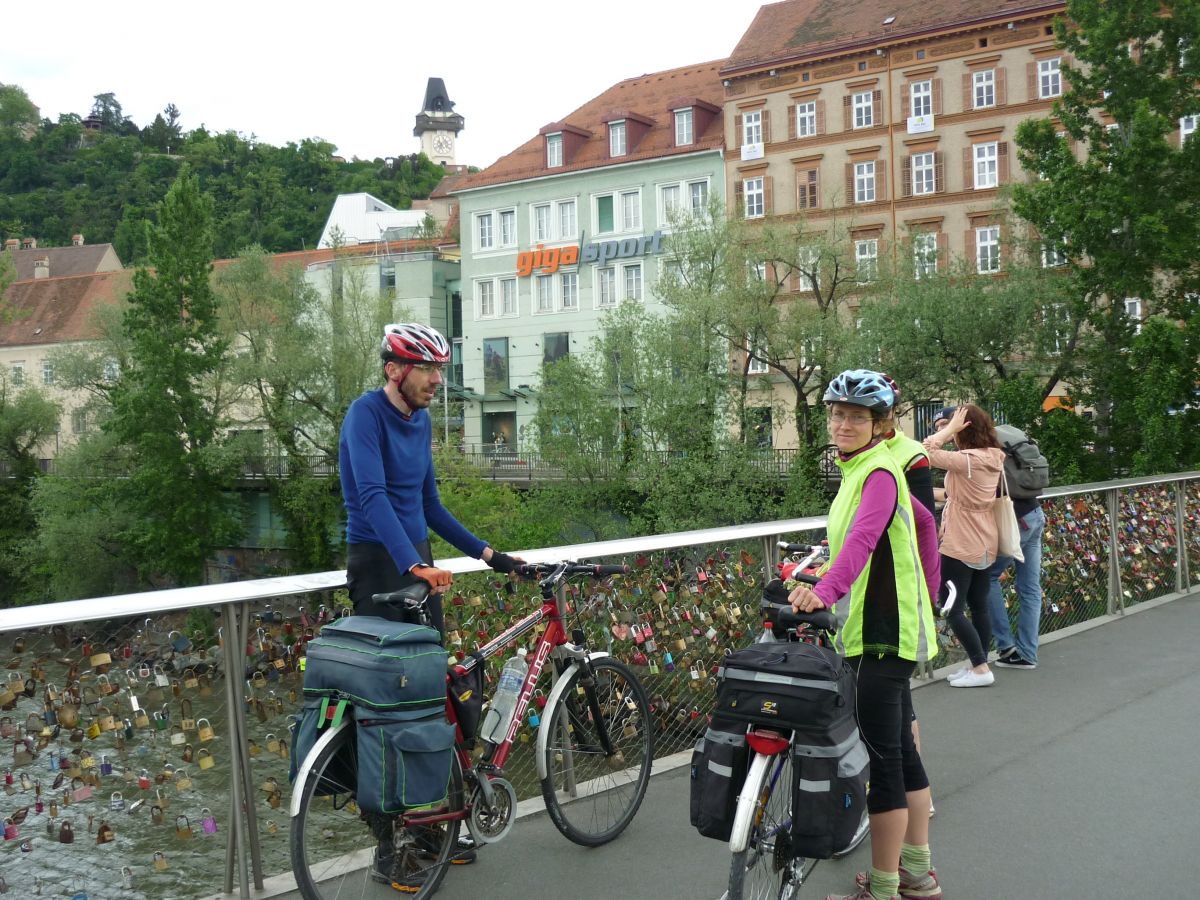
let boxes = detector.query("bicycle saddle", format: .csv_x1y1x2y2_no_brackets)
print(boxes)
371,581,432,610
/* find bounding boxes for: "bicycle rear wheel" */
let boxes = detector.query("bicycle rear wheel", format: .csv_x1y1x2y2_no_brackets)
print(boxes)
727,753,815,900
290,722,463,900
539,656,653,846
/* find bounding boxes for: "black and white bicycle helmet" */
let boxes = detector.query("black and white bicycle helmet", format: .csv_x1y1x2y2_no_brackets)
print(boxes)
380,323,451,364
823,369,896,412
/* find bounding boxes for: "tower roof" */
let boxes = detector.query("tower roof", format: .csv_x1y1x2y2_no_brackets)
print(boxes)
414,77,464,136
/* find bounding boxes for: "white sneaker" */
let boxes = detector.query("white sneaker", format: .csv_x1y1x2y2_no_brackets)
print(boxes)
949,669,995,688
947,665,971,682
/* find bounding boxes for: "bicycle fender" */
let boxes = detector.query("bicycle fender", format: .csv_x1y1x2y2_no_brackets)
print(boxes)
289,719,350,818
729,752,773,854
534,651,610,781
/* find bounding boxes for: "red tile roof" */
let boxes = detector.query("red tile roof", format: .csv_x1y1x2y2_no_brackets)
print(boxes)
0,270,133,347
454,61,727,192
723,0,1063,75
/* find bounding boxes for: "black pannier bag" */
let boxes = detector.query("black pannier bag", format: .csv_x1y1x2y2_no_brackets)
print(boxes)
447,653,486,749
689,714,750,841
790,718,869,860
713,641,856,733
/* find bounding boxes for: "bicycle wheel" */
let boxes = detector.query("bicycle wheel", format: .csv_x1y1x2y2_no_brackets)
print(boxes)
539,655,653,846
290,722,463,900
832,809,870,859
727,753,815,900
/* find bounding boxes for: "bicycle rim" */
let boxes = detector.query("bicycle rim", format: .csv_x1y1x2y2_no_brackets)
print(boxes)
728,754,814,900
290,723,462,900
539,656,653,846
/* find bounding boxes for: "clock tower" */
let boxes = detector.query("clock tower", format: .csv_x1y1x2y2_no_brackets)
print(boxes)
414,77,464,167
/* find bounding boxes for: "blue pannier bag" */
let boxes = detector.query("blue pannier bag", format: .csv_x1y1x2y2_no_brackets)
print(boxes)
356,712,456,813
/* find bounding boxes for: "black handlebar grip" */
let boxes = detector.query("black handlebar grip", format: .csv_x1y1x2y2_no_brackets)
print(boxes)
760,601,839,634
589,564,629,576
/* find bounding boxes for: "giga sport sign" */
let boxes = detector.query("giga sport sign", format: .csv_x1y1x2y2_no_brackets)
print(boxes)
516,230,666,277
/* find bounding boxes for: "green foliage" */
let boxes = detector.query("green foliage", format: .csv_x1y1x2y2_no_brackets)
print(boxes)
0,380,59,604
1122,316,1200,475
0,84,39,130
103,168,242,585
0,88,447,260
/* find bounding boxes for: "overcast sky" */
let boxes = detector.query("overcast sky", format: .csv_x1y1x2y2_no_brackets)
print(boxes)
5,0,765,171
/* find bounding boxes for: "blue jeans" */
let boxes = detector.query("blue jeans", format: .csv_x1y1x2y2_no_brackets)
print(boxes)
987,506,1046,664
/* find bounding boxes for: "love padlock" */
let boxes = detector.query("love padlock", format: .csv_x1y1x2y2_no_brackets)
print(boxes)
196,718,215,742
197,748,215,770
137,770,151,791
110,791,124,811
153,850,169,871
175,814,193,839
201,808,218,834
528,706,540,728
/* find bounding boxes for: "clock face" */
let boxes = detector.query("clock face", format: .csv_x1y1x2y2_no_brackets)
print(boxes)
433,133,453,155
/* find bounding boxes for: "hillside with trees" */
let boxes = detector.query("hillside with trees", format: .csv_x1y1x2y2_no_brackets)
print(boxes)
0,87,447,262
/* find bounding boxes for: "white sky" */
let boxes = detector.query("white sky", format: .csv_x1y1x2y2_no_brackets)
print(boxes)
5,0,765,171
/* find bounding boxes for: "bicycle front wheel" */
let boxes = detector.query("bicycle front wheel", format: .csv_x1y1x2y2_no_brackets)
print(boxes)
290,722,463,900
727,753,815,900
539,656,653,846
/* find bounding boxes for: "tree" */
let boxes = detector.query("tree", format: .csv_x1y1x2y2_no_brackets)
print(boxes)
1012,0,1200,468
0,84,38,130
104,168,242,584
90,92,126,132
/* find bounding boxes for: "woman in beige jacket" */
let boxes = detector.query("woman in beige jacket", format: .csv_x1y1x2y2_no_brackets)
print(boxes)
922,404,1006,688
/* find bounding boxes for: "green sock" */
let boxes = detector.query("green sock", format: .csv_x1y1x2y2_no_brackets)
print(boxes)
870,868,900,900
900,842,931,874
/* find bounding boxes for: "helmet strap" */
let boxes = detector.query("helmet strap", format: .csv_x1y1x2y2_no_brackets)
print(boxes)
388,363,417,415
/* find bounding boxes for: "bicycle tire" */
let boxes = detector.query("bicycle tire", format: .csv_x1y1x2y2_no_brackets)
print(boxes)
727,753,815,900
539,656,653,846
290,721,463,900
832,809,870,859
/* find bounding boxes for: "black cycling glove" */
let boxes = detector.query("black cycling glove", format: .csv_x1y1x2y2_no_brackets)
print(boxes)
486,550,519,575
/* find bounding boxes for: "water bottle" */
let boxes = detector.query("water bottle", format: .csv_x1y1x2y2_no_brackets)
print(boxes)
480,649,528,744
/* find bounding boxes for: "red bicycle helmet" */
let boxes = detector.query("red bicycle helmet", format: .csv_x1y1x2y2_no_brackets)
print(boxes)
380,323,451,364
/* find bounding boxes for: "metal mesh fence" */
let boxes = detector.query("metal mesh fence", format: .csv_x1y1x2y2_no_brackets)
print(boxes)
1,478,1197,897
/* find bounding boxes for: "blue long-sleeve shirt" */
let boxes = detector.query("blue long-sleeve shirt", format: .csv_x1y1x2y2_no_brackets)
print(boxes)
338,388,487,573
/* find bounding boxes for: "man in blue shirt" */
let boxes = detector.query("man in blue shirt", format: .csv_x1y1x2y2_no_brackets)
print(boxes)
339,322,519,634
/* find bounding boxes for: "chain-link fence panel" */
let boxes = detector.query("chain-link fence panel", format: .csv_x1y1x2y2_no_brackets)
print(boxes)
1117,484,1180,606
1187,480,1200,589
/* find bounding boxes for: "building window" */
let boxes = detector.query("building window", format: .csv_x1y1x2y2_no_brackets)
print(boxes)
743,176,765,218
660,183,681,223
912,151,936,195
558,199,577,238
742,110,763,145
596,194,615,233
796,101,817,137
973,69,996,109
533,204,551,242
853,90,874,128
102,359,118,383
476,212,494,250
914,233,938,278
623,263,643,301
1042,244,1068,268
560,273,578,310
1181,115,1198,142
910,80,932,117
620,190,641,231
42,360,54,386
543,332,570,365
477,280,496,318
483,338,509,394
1038,57,1062,99
1124,297,1143,334
976,225,1000,274
546,133,563,167
746,336,769,374
855,239,879,282
675,108,693,146
1048,303,1071,354
797,168,819,209
499,209,516,247
689,179,709,212
854,161,876,204
500,278,517,316
381,264,396,289
71,409,87,434
796,245,820,293
609,120,627,157
535,275,554,313
597,267,617,308
974,142,999,189
10,362,24,386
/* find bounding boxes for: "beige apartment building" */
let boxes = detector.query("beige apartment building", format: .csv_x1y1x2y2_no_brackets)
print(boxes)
720,0,1078,443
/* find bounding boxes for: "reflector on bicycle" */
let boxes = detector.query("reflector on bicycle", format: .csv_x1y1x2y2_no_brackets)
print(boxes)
745,730,789,756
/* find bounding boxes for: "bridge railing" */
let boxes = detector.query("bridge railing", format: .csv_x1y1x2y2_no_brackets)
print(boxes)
0,472,1196,899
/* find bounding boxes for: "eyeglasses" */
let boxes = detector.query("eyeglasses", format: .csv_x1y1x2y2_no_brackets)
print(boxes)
829,411,873,425
412,363,444,373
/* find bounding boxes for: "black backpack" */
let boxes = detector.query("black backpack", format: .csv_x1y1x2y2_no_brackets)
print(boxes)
995,424,1049,500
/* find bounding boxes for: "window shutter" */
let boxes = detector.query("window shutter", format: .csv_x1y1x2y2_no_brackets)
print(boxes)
998,142,1010,183
963,146,974,189
902,156,912,197
996,68,1007,105
808,169,819,208
934,150,945,193
1027,62,1038,100
876,161,887,202
965,229,976,268
901,83,910,117
762,109,772,144
843,95,853,131
735,180,745,216
734,114,743,149
764,176,774,215
845,163,855,204
797,177,808,210
872,90,882,125
937,233,949,272
933,79,943,115
816,100,826,134
962,73,973,109
788,105,797,140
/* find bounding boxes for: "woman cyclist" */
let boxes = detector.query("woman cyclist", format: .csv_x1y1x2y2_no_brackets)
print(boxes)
788,369,943,900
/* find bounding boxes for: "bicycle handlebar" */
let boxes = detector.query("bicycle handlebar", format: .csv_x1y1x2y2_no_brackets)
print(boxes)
761,577,838,634
514,561,629,579
777,541,813,554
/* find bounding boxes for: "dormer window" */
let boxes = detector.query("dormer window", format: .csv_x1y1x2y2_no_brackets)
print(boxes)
609,120,627,157
674,108,694,146
546,133,563,168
